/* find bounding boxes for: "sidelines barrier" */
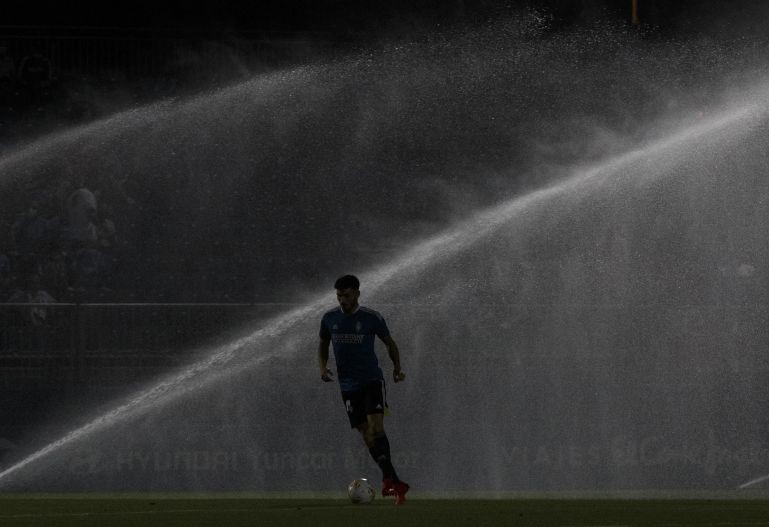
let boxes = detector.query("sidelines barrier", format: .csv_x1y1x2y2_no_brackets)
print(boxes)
1,300,764,388
0,302,284,389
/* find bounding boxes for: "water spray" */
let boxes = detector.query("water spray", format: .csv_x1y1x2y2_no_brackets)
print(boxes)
0,86,765,488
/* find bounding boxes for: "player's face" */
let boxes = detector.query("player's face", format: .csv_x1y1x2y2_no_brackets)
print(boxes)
336,288,360,312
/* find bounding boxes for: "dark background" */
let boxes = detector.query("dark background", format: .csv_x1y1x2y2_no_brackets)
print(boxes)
1,0,768,485
1,0,767,303
2,0,766,302
3,0,767,38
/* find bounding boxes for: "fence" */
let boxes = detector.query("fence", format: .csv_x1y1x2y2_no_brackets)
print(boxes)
1,300,765,385
0,302,280,390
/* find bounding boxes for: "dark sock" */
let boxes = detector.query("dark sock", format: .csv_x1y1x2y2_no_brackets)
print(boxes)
368,433,399,482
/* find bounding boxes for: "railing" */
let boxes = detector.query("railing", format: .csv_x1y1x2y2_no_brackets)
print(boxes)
0,302,282,389
2,297,765,394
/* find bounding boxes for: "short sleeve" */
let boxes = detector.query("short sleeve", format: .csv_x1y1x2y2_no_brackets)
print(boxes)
319,317,331,340
374,313,390,339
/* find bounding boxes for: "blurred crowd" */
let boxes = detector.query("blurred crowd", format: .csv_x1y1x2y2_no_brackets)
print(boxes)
1,183,118,311
0,39,187,309
0,37,286,308
0,41,186,150
0,43,68,145
0,45,53,108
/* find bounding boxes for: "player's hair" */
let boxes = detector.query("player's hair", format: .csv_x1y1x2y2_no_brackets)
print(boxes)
334,274,360,290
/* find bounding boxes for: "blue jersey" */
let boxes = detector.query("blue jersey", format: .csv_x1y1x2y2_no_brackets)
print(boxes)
319,306,390,392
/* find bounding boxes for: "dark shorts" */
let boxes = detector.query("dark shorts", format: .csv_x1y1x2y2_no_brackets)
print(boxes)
341,380,385,429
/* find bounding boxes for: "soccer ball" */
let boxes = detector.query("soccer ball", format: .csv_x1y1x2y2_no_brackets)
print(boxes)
347,478,376,504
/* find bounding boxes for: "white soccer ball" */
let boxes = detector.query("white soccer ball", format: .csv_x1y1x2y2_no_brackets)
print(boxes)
347,478,376,504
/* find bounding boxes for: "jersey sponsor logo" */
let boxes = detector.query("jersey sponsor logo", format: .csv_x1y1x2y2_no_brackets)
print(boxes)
332,333,365,344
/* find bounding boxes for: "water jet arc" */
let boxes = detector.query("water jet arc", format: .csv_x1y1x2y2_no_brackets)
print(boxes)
0,89,766,488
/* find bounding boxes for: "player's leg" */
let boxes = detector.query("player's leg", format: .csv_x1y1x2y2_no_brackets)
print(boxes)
364,412,397,484
366,412,385,436
354,421,374,447
361,382,409,503
343,388,368,437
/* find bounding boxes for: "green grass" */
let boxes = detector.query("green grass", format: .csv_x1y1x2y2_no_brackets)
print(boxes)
1,496,769,526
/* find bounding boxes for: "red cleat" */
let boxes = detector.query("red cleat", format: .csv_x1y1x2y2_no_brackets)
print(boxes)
394,480,410,505
382,478,396,497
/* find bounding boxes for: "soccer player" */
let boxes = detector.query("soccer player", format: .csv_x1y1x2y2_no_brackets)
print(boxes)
318,274,410,505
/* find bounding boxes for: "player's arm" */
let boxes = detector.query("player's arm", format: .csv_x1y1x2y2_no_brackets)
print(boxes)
380,335,405,382
318,336,334,382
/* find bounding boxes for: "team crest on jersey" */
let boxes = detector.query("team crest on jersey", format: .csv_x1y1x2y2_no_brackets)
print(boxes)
332,324,338,330
355,322,362,333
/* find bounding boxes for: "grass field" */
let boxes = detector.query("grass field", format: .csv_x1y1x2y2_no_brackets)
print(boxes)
2,496,769,527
